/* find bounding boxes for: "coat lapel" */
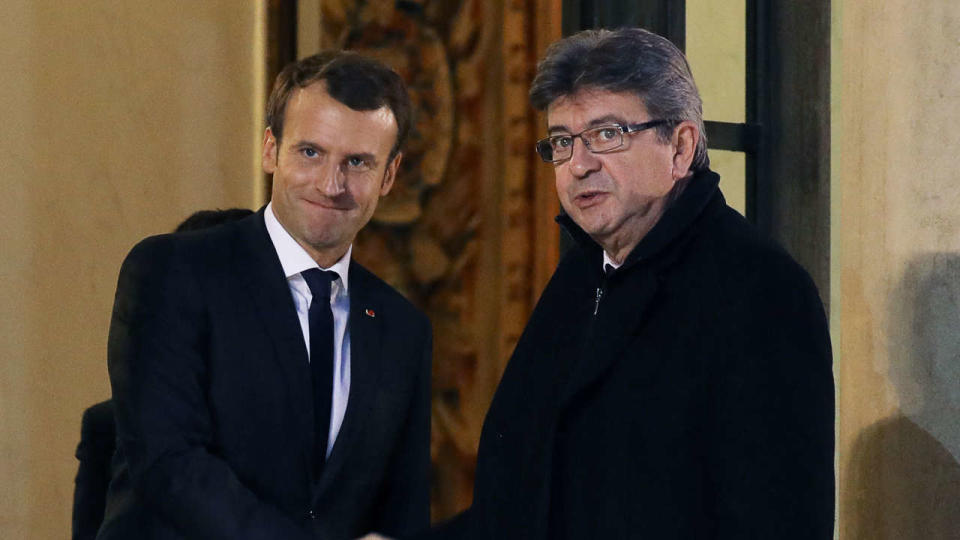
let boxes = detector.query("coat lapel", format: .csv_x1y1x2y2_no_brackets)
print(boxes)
315,261,384,495
559,266,663,406
232,212,315,475
555,171,722,407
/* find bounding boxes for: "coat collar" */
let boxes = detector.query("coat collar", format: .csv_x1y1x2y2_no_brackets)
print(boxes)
556,168,722,275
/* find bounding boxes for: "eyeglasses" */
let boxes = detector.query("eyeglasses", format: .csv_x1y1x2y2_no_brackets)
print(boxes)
535,119,673,163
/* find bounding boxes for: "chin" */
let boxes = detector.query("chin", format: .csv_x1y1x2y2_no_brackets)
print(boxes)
571,214,608,235
306,232,343,249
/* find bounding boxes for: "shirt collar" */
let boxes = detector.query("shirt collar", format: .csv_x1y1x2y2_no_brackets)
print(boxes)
602,251,622,271
264,201,351,292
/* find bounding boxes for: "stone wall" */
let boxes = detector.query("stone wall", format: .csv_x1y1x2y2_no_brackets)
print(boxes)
834,1,960,537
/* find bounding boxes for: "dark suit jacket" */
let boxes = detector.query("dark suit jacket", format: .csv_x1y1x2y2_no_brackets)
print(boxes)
422,170,834,539
99,210,432,540
73,400,116,540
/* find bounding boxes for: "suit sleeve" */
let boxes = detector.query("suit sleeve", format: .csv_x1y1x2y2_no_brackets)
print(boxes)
108,236,312,540
72,401,115,540
706,263,835,539
371,317,433,536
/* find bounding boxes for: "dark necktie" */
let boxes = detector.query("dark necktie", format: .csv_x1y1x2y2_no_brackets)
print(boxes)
301,268,337,478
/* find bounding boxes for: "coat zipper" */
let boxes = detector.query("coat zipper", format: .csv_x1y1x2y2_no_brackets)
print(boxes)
594,263,615,316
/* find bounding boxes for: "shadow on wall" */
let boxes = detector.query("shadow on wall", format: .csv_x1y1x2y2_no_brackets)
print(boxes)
845,253,960,539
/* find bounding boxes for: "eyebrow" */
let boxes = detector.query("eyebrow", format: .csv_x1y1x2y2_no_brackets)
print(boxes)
547,114,628,135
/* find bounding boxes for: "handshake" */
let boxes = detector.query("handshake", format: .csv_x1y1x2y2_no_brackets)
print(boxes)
86,25,835,540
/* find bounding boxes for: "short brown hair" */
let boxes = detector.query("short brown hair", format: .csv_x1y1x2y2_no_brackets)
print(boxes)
265,50,412,159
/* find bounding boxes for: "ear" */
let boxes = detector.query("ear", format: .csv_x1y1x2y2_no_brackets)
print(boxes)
671,121,699,179
261,127,278,174
379,152,402,196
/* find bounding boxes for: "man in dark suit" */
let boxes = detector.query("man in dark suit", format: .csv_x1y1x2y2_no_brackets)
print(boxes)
394,28,833,540
73,400,115,540
100,51,432,540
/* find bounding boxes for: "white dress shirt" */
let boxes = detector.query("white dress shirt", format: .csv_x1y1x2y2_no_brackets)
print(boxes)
603,250,623,271
264,202,351,457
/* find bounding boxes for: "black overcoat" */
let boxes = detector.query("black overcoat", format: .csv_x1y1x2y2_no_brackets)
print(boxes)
427,169,834,539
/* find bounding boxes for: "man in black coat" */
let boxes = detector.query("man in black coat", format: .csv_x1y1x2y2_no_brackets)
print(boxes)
100,51,432,540
396,28,834,540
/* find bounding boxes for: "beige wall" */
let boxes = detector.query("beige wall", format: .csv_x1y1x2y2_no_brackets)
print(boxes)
834,0,960,537
686,0,747,215
0,2,262,538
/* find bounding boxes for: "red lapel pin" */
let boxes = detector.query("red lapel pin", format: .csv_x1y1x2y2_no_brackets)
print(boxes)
364,308,376,318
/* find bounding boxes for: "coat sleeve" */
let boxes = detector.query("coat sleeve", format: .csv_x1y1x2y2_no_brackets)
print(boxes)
706,261,835,539
108,236,313,540
370,317,433,536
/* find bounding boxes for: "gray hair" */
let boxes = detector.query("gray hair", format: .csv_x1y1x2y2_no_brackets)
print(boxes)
529,27,709,171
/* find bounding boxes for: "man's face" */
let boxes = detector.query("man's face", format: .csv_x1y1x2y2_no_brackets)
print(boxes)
547,89,681,255
263,83,400,264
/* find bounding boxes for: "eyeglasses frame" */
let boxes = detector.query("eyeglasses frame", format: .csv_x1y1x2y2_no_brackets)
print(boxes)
535,119,675,163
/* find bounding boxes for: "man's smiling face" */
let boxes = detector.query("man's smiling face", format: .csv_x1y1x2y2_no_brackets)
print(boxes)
263,82,400,265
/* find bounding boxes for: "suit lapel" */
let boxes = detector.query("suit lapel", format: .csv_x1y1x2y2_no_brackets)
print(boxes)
232,212,315,474
315,261,384,495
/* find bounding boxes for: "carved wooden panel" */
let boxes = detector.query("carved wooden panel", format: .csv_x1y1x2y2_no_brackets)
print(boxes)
310,0,559,520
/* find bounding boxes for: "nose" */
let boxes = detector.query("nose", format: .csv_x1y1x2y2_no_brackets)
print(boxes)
567,137,601,179
314,161,346,197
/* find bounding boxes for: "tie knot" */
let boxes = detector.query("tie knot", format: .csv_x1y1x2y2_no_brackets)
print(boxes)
301,268,338,299
604,263,616,276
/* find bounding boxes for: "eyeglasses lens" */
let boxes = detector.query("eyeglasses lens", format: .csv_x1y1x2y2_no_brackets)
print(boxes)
536,126,626,163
